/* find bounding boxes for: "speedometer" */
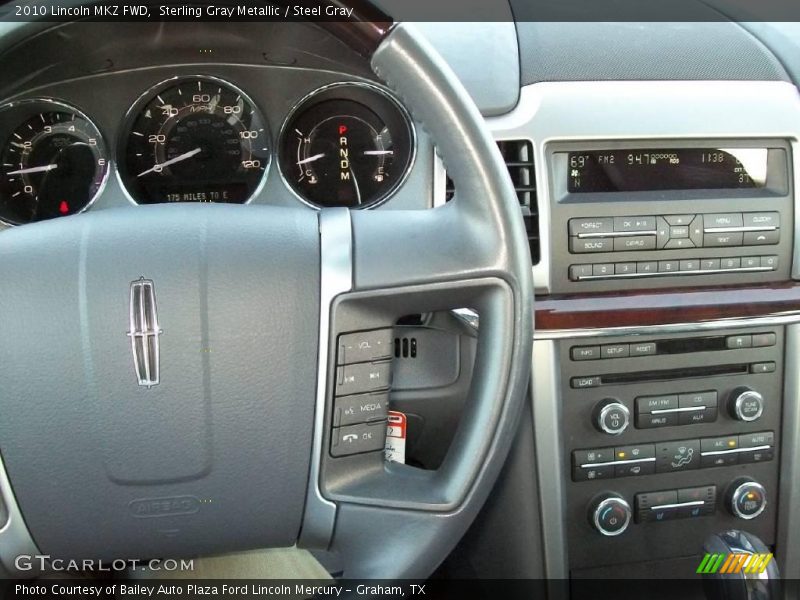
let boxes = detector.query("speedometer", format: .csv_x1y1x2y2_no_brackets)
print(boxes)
119,76,269,205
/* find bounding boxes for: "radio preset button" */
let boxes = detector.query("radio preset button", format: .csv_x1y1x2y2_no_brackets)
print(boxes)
614,235,656,251
658,260,679,273
701,258,721,271
637,261,658,274
680,259,700,271
569,264,593,280
721,257,741,269
593,263,614,276
615,262,636,274
761,256,779,269
742,256,761,269
569,217,614,235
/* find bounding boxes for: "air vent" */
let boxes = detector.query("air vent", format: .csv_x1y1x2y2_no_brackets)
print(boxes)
394,337,417,359
445,139,539,263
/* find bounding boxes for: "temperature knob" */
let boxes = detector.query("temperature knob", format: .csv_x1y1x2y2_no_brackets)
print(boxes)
589,493,632,536
593,399,630,435
727,478,767,520
728,387,764,422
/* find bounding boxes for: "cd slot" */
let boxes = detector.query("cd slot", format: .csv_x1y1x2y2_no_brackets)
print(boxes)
571,364,749,390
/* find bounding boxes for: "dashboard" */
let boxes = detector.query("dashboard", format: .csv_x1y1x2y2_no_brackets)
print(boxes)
2,13,800,593
0,20,433,230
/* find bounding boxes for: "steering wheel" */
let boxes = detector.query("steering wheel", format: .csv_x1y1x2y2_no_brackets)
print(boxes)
0,2,533,580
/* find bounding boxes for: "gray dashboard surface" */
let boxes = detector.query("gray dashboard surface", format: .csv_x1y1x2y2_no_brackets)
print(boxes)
515,21,790,85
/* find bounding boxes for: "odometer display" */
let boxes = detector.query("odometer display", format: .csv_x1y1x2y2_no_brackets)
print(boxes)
120,76,269,205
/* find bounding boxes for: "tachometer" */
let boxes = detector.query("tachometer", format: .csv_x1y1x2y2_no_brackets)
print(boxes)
278,83,414,208
119,76,269,204
0,100,108,225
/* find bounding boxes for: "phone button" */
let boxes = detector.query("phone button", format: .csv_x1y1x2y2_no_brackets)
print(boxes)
330,420,387,457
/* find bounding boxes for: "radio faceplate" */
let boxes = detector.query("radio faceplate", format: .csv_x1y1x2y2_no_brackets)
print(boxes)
548,139,794,293
560,327,783,573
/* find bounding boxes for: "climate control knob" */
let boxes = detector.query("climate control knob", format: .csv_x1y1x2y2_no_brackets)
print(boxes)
728,387,764,422
589,493,632,536
726,478,767,520
593,399,630,435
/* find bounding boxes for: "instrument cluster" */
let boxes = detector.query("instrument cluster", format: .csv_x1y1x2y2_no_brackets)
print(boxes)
0,77,415,226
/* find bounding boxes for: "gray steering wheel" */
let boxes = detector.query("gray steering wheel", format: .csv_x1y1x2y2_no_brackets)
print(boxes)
0,8,533,580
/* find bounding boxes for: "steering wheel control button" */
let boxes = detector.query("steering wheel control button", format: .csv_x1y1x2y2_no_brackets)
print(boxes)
589,494,632,536
727,479,767,520
335,360,391,396
593,399,630,435
728,386,764,422
656,439,700,473
337,329,394,365
330,421,387,458
332,391,389,428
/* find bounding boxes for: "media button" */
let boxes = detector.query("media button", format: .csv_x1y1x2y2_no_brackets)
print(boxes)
636,395,678,412
678,391,717,409
636,412,678,429
679,407,717,425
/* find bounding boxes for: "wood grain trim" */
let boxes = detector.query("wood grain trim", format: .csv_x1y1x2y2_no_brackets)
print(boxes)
535,282,800,330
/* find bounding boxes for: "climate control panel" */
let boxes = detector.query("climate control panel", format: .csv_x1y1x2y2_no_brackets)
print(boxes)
560,327,781,573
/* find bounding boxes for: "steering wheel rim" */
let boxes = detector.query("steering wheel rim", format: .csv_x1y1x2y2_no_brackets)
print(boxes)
0,5,533,580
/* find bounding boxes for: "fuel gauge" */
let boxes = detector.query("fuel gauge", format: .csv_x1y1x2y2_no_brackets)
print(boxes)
279,84,414,208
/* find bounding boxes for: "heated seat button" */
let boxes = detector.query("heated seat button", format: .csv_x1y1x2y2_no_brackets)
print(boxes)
333,391,389,427
330,421,387,457
336,361,391,396
337,329,394,365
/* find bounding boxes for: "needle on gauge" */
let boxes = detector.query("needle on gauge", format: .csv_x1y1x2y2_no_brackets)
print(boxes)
137,147,202,177
6,163,58,175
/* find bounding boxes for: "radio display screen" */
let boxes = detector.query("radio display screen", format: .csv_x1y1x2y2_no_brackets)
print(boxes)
567,148,769,193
